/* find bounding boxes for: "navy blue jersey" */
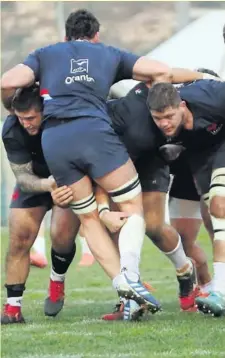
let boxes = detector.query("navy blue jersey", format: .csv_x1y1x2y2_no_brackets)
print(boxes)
176,80,225,150
2,115,50,178
23,41,139,121
107,82,166,160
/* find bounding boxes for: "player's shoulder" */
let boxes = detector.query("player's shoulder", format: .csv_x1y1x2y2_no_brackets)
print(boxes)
2,115,19,139
179,79,225,104
128,82,148,98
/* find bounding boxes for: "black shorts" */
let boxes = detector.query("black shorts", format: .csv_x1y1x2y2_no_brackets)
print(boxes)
188,140,225,196
170,153,200,201
42,117,129,186
135,152,170,192
10,185,52,210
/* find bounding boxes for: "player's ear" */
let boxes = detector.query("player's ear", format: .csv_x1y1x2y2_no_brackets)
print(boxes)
180,100,187,109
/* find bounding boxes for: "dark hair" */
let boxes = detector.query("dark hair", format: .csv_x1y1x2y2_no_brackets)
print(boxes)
196,67,220,78
12,84,43,112
65,9,100,40
147,83,181,112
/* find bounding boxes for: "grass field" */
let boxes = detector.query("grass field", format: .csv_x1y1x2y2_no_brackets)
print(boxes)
1,227,225,358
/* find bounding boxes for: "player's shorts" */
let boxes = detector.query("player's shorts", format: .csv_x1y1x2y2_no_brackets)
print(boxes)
188,140,225,196
169,153,200,201
10,185,52,210
135,152,170,192
42,117,129,186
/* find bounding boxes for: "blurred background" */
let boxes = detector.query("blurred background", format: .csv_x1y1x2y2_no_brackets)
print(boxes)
1,1,225,226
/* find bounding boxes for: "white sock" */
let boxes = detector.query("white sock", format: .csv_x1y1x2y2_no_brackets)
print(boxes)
164,235,191,271
32,236,46,256
50,269,65,282
201,281,213,294
7,297,22,307
213,262,225,295
119,214,145,282
79,236,92,255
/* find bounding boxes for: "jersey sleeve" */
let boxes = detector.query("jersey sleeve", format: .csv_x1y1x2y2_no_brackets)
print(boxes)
2,121,31,164
23,48,42,81
113,47,140,82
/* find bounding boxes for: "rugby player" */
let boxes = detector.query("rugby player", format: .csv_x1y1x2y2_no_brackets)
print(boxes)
1,9,210,315
147,80,225,316
1,86,79,324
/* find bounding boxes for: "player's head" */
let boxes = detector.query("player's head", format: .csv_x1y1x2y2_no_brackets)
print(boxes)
147,83,186,138
65,9,100,42
12,84,43,136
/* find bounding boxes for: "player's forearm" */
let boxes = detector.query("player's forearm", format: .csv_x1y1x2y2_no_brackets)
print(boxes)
171,68,211,84
95,186,110,216
9,161,52,193
17,174,52,193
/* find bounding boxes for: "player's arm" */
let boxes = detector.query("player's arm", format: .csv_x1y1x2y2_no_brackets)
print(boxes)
9,160,55,193
133,57,221,84
1,50,40,107
95,186,129,233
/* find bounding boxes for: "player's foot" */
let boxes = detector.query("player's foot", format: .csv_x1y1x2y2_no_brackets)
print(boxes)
78,253,95,267
44,279,64,317
177,260,198,311
102,301,124,321
30,252,48,268
1,304,25,324
123,299,145,321
102,281,156,321
116,273,161,314
195,291,225,317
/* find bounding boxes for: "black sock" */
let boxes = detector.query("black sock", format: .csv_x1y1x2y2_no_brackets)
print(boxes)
51,243,76,275
5,283,25,298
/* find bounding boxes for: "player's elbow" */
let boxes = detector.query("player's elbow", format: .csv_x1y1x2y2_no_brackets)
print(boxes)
133,56,172,83
1,72,16,89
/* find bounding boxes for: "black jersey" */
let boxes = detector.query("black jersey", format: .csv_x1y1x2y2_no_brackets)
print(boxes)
2,115,50,178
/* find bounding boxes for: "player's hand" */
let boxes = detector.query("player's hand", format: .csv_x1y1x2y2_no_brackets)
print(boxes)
100,211,130,233
51,185,73,208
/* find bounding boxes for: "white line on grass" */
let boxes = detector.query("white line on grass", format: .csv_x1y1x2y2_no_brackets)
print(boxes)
25,280,176,294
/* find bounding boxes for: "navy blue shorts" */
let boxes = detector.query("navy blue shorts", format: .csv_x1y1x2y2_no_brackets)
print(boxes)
188,140,225,196
10,185,52,210
42,117,129,186
135,153,170,193
170,153,200,201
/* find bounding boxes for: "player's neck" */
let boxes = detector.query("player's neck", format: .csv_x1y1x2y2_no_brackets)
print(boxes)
183,107,193,130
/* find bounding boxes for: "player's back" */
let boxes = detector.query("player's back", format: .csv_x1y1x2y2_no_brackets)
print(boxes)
24,41,138,121
108,82,165,159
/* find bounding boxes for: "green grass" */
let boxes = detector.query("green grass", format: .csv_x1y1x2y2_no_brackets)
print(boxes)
1,227,225,358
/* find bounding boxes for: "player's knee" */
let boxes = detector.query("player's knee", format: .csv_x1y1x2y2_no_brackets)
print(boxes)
209,196,225,218
8,231,35,255
146,221,164,245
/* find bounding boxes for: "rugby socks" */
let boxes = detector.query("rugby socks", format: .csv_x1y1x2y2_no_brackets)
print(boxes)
118,214,145,282
213,262,225,295
6,284,25,307
50,244,76,282
164,235,192,273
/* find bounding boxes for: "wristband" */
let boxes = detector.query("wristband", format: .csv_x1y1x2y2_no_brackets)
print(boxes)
98,203,110,218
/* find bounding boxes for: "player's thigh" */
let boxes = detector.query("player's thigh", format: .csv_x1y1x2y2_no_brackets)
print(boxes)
143,191,167,227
